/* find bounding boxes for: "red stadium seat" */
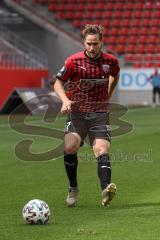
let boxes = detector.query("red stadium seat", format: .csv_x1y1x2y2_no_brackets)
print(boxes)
72,19,81,28
74,11,82,19
83,11,93,19
132,19,140,27
148,35,156,44
66,4,75,11
109,28,118,35
144,54,154,61
55,12,66,19
153,62,160,67
154,55,160,61
55,4,65,11
129,27,139,35
141,18,150,26
96,2,105,9
116,44,125,54
125,45,135,53
120,28,128,35
154,9,160,18
103,21,110,28
143,10,152,18
134,62,142,68
102,11,112,19
124,54,134,62
125,2,133,10
106,44,116,52
115,2,124,10
142,62,153,68
127,35,137,44
147,44,155,53
120,19,130,27
114,11,122,18
123,10,132,18
138,36,146,44
63,12,74,19
48,3,56,11
94,11,103,19
111,19,121,27
118,36,126,44
140,27,148,35
150,27,158,35
105,2,114,10
132,54,143,61
108,36,117,45
134,2,144,10
155,45,160,53
133,10,142,18
86,3,95,11
136,44,145,54
151,19,159,26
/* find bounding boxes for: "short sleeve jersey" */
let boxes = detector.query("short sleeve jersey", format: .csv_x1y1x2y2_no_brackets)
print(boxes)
56,51,120,112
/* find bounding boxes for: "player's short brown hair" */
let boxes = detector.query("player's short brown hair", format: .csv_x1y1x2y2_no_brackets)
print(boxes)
81,24,104,41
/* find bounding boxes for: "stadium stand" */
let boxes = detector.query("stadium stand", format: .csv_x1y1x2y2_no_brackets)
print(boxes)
27,0,160,68
0,24,48,69
0,22,49,112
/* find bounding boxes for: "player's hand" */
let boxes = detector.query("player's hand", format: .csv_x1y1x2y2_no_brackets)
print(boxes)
61,99,74,114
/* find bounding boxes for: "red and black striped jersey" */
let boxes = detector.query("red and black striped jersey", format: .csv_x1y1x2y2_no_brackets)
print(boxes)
56,51,120,112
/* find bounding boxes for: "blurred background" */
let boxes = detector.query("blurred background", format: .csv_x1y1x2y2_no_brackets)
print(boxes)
0,0,160,114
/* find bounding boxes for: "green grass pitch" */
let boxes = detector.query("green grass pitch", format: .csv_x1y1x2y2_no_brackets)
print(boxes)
0,106,160,240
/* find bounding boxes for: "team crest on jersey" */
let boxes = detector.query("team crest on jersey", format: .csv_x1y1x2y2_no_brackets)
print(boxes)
102,64,110,74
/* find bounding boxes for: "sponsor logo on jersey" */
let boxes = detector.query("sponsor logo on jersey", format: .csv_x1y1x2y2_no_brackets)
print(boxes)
80,79,106,84
80,66,87,71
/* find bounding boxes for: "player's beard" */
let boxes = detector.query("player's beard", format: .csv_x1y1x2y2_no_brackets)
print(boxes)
86,49,101,59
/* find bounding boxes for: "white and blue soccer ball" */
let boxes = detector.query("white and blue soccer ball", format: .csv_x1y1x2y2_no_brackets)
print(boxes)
22,199,50,224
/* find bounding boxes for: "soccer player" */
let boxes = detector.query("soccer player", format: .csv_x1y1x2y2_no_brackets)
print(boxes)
53,24,120,207
148,69,160,107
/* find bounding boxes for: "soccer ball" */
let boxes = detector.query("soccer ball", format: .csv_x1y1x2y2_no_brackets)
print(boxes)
22,199,50,224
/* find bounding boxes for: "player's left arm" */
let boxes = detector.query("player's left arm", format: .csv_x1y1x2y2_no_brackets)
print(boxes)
108,73,120,101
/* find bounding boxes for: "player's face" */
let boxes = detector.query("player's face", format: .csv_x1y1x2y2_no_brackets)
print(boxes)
84,34,102,59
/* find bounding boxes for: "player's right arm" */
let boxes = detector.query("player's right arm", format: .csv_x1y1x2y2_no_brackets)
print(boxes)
54,79,73,113
53,57,74,114
148,74,154,84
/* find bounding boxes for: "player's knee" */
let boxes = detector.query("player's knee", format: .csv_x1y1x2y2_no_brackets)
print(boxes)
64,133,81,154
94,146,107,156
64,143,79,154
93,141,110,157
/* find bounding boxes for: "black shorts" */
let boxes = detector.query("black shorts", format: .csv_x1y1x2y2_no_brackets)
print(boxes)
153,87,160,95
64,112,111,146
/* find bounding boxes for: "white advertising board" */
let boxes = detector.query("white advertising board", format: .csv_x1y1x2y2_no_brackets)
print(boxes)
118,68,156,90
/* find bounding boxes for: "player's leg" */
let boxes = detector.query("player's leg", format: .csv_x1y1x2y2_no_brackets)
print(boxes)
64,132,81,188
152,87,156,107
64,132,81,207
157,87,160,105
93,138,111,189
88,112,116,206
64,114,87,207
92,139,116,206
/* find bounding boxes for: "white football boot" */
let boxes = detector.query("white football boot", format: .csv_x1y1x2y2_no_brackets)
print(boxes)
66,187,79,207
